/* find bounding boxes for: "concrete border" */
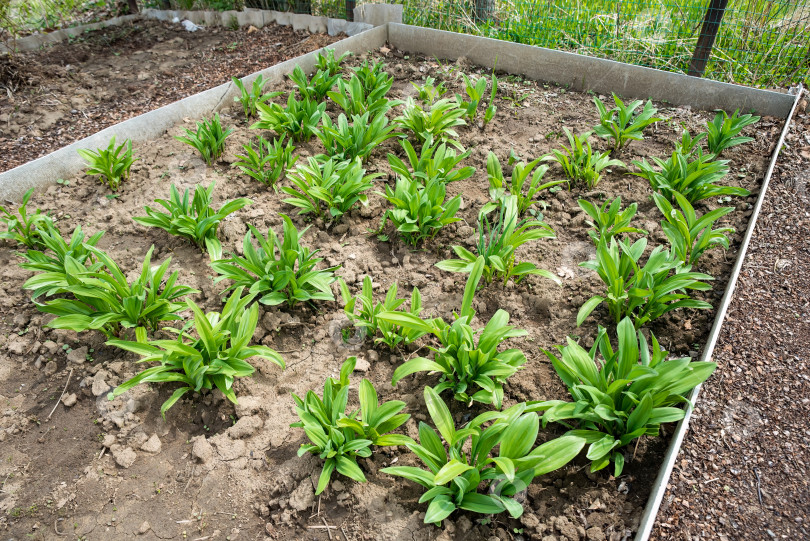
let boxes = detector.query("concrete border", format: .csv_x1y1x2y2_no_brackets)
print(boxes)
0,24,388,201
0,15,139,53
387,23,794,118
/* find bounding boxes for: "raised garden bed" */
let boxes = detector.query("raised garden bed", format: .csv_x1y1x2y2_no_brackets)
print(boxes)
0,24,798,541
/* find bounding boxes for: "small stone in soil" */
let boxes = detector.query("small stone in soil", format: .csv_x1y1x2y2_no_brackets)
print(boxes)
61,393,77,407
67,346,88,364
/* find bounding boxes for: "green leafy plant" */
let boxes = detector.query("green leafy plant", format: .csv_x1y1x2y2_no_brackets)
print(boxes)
706,109,760,157
576,237,714,329
133,183,252,259
328,73,398,118
314,48,350,76
339,276,426,350
577,196,647,244
533,317,716,476
175,114,234,166
394,98,467,150
283,157,381,221
351,58,391,94
377,177,462,246
0,187,54,249
19,224,104,298
412,76,448,104
107,287,284,417
542,129,624,189
455,72,488,121
381,386,585,525
485,152,565,214
436,196,560,287
674,128,707,157
27,245,197,339
232,135,297,189
483,70,498,126
252,93,326,142
592,94,662,152
631,149,747,203
77,136,138,191
316,111,398,163
291,357,412,494
379,257,527,409
289,65,341,102
388,139,474,186
652,192,734,267
211,214,338,307
232,75,281,120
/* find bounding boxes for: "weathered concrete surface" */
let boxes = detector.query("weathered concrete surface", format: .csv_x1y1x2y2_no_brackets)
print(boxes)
387,23,794,118
354,3,403,26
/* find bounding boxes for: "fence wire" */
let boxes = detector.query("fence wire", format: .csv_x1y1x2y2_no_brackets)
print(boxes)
384,0,809,87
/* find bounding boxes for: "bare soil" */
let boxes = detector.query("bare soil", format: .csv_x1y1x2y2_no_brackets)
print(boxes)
0,18,342,173
651,103,810,540
0,46,782,540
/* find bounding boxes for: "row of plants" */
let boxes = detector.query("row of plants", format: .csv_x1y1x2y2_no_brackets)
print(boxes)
0,50,759,527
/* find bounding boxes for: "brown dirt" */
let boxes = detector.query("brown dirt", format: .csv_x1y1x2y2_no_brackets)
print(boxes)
651,103,810,540
0,18,342,173
0,46,782,540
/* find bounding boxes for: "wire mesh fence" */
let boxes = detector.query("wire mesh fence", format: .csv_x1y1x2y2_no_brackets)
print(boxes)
383,0,809,88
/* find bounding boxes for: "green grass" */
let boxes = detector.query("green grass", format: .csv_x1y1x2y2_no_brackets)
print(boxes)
399,0,810,87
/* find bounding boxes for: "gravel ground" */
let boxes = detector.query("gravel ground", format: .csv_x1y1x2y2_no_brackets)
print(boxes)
652,98,810,540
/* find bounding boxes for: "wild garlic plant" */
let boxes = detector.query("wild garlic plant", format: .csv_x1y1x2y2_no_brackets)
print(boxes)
592,94,662,152
233,135,297,189
0,188,54,250
175,114,233,165
77,136,138,191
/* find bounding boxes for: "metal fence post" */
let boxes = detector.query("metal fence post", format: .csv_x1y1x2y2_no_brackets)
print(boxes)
688,0,729,77
474,0,494,24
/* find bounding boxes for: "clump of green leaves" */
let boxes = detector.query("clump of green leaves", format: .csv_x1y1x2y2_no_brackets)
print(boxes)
328,73,398,117
543,129,624,189
175,114,234,166
577,237,714,329
486,152,565,215
674,128,707,157
631,149,747,203
377,177,462,246
412,76,447,104
77,136,138,191
19,224,104,298
395,98,467,150
652,192,734,267
382,386,585,525
534,317,716,476
292,357,412,495
706,109,760,157
436,196,560,287
27,245,197,339
133,183,252,259
233,135,297,189
212,214,338,307
232,75,281,120
388,140,474,186
289,65,341,102
578,197,647,244
108,287,284,417
379,257,526,409
283,157,381,221
592,94,662,152
351,58,391,93
252,93,326,142
339,276,426,350
316,111,398,163
455,72,488,121
0,188,54,249
483,70,498,126
314,48,350,76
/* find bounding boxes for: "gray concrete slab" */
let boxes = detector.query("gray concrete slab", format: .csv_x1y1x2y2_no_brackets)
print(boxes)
387,24,794,118
354,3,403,26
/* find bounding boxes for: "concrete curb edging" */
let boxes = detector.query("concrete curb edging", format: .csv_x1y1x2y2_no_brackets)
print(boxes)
0,15,140,53
387,23,794,118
